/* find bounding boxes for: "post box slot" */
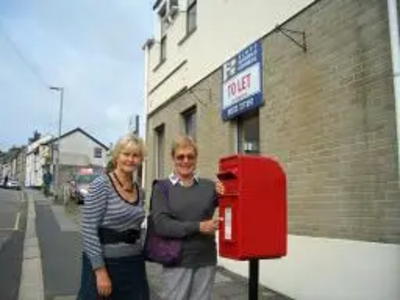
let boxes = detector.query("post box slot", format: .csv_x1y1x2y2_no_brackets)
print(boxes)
220,193,238,197
217,169,237,180
217,169,239,194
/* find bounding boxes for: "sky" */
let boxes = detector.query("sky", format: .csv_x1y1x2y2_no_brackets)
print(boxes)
0,0,154,151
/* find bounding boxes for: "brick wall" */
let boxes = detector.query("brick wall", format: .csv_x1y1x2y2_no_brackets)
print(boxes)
146,0,400,244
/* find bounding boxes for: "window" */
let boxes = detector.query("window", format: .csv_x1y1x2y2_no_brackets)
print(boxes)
169,0,179,8
160,35,167,62
94,147,103,158
155,125,165,178
159,5,167,36
187,0,197,34
182,107,197,140
169,0,179,15
237,110,260,154
159,4,167,63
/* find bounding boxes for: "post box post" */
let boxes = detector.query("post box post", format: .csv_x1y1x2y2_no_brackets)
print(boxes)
249,259,259,300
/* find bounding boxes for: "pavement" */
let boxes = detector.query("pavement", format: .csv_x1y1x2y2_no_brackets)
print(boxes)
17,189,293,300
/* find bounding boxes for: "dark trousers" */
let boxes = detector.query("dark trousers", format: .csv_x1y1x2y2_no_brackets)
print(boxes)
77,252,149,300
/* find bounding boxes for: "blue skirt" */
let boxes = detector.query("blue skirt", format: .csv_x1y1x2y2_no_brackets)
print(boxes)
77,252,149,300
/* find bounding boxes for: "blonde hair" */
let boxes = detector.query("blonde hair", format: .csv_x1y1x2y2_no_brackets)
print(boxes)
111,133,146,167
171,135,198,157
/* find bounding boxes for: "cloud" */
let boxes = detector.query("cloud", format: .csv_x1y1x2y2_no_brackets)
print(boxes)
0,0,153,150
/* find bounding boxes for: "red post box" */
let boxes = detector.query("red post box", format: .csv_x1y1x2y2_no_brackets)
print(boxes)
217,154,287,260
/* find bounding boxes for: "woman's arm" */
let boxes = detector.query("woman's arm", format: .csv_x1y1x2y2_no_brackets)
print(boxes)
81,176,108,270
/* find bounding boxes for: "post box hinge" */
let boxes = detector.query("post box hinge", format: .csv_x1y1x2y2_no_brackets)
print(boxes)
275,24,307,52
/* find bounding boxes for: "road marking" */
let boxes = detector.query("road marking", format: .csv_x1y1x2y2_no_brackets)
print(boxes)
14,212,21,230
0,228,16,231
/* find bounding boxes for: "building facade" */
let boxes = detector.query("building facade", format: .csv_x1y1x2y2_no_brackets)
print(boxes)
143,0,400,299
46,127,109,191
25,135,53,188
15,147,27,187
9,147,27,187
24,128,109,191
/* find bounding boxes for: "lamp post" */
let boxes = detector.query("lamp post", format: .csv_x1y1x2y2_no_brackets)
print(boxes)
49,86,64,200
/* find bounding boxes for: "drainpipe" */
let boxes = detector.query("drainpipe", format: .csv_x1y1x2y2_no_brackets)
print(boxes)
387,0,400,179
141,42,150,189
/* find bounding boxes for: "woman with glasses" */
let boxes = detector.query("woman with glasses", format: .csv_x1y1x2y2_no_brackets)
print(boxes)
151,135,222,300
78,133,149,299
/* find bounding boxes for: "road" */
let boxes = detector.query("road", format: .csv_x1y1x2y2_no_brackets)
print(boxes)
15,190,291,300
0,188,26,300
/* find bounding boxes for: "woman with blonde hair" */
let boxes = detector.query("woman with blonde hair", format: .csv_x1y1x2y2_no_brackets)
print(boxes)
78,133,149,299
151,135,221,300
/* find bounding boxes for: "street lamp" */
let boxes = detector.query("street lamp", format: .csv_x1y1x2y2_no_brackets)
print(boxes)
49,86,64,201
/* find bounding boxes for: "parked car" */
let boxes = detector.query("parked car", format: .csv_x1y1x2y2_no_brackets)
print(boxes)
68,170,99,205
5,179,21,190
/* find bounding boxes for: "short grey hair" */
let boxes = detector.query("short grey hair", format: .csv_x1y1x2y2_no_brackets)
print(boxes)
171,135,198,157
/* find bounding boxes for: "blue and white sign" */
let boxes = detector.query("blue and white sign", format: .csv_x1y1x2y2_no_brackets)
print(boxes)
221,41,263,121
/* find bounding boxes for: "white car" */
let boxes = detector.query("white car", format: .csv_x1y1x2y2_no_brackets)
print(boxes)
6,179,21,190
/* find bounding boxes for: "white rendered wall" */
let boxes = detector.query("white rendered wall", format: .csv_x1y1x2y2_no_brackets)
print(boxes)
146,0,315,113
59,132,107,167
218,235,400,300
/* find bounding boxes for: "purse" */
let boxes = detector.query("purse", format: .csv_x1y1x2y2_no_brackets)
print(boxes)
144,179,182,266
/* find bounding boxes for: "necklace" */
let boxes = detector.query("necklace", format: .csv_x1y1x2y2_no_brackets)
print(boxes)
113,172,134,192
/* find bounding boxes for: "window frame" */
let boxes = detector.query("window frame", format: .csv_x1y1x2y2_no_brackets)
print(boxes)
236,110,260,155
94,147,103,159
182,106,197,141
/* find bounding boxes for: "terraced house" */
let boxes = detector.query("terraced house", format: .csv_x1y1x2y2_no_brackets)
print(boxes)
143,0,400,299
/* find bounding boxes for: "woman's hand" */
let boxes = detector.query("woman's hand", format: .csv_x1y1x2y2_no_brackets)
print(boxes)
200,219,218,235
95,267,112,297
215,180,225,196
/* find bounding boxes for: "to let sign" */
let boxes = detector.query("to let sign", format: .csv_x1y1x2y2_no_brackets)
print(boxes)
221,41,263,121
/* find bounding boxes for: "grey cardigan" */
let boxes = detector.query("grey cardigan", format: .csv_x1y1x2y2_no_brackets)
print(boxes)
151,178,218,267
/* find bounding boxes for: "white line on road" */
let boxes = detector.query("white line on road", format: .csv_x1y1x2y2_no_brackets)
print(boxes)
14,212,21,230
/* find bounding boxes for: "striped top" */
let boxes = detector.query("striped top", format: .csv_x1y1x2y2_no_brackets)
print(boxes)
82,174,146,270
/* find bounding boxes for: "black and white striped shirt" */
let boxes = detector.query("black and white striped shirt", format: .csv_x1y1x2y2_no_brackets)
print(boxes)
82,174,146,270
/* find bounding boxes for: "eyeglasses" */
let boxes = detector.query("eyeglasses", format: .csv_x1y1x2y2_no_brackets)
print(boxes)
175,154,196,161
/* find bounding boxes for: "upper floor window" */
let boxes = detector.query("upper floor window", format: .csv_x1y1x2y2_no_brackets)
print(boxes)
94,147,103,158
159,4,168,63
187,0,197,34
159,4,167,36
160,35,167,62
169,0,179,11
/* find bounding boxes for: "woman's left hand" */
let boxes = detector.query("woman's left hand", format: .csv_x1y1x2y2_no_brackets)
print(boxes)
215,180,225,195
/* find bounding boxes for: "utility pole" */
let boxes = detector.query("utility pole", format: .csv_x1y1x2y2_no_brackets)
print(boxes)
128,114,140,136
134,114,139,136
49,86,64,201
